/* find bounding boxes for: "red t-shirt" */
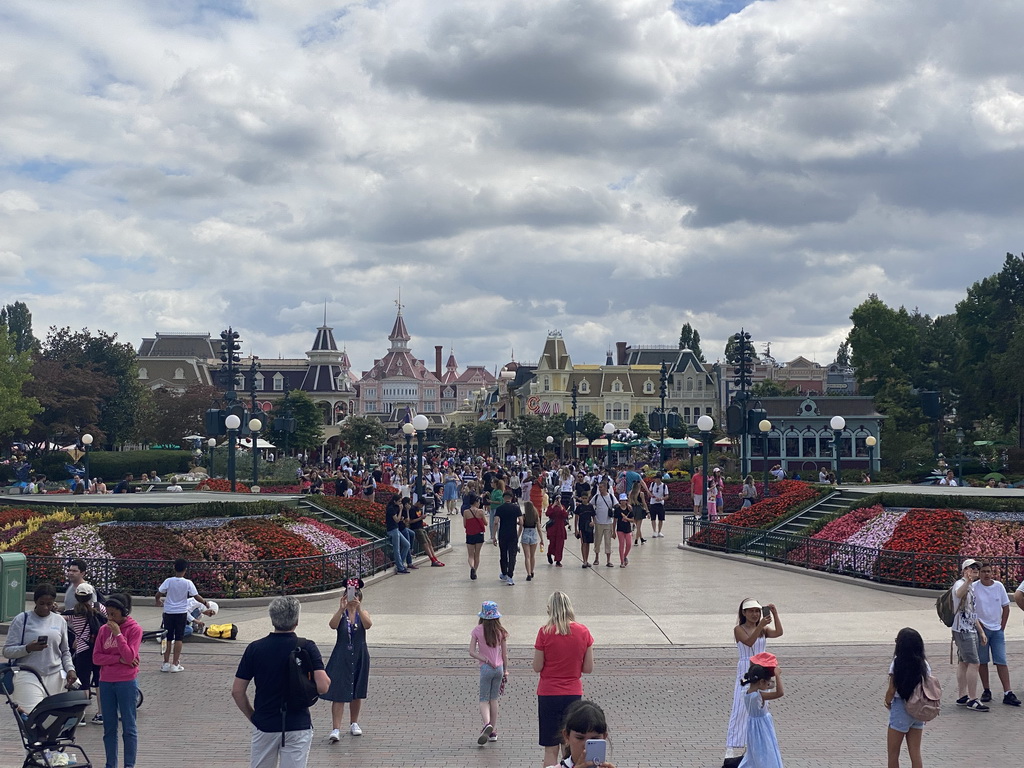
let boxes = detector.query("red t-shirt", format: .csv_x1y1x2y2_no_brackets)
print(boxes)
463,512,487,536
534,622,593,696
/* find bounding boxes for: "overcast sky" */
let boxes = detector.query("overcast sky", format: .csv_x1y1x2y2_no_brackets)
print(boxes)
3,0,1023,376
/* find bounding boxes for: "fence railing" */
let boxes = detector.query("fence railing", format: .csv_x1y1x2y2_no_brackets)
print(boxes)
682,516,1023,591
25,518,450,598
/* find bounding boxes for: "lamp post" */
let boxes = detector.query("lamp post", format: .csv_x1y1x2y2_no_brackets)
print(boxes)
80,434,93,492
402,422,415,478
225,413,241,492
697,415,714,521
603,421,615,468
759,419,772,493
830,415,846,485
659,361,668,470
248,417,262,488
570,384,579,461
207,437,217,477
956,428,964,485
866,435,877,478
412,414,429,501
546,435,554,460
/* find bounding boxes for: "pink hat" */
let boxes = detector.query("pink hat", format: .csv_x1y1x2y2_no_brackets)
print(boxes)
750,652,778,668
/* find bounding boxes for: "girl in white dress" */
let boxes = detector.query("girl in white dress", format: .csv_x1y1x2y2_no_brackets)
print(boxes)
724,598,784,766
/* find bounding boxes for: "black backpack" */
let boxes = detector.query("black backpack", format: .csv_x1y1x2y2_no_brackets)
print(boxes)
280,637,319,739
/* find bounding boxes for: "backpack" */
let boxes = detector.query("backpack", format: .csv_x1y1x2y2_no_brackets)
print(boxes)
935,588,956,627
205,623,238,639
904,674,942,722
284,637,319,711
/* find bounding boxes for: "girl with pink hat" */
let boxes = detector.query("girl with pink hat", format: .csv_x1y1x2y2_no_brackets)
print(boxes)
738,653,785,767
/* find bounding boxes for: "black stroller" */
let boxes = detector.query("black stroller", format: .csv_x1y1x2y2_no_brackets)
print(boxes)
0,662,92,767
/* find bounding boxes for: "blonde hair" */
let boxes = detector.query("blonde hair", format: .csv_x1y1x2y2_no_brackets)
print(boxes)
558,467,572,482
544,591,576,636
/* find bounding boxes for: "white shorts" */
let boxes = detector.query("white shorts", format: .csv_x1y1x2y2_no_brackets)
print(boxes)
250,726,313,768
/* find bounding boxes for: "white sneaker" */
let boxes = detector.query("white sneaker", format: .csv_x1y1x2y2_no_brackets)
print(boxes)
499,573,508,581
350,723,362,736
328,729,341,743
160,662,171,672
506,578,515,586
170,664,184,672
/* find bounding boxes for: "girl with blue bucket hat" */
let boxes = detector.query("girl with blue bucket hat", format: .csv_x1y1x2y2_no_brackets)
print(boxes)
469,601,508,746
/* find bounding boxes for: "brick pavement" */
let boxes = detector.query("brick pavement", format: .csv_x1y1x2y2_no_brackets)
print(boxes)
1,639,1021,767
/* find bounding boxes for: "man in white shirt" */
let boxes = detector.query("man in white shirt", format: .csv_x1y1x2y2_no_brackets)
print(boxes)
648,477,669,538
975,563,1019,706
156,558,208,672
951,558,988,711
939,470,958,486
591,481,616,567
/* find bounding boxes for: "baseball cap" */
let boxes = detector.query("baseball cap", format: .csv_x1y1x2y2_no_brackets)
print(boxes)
961,558,980,570
75,583,96,597
618,493,628,500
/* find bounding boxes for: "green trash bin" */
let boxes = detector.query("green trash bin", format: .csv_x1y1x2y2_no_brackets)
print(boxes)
0,552,27,622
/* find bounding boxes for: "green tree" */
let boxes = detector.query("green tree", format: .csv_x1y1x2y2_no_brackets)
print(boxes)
337,414,388,464
442,423,475,452
847,295,919,396
0,325,41,438
1,302,38,355
147,383,223,446
510,414,551,451
269,390,324,454
578,411,604,445
678,323,706,361
835,340,850,366
24,359,115,448
473,421,495,449
629,412,651,439
724,333,758,366
750,380,799,397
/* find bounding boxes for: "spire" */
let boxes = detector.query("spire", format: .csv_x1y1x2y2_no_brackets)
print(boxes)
388,304,411,350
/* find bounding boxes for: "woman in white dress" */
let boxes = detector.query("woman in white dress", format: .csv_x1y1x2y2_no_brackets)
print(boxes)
724,598,783,767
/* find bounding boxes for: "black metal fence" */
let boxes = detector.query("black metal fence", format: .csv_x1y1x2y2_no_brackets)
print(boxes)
26,519,450,598
683,516,1023,591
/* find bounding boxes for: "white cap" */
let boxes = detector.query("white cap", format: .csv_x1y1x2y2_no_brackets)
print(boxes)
740,598,762,611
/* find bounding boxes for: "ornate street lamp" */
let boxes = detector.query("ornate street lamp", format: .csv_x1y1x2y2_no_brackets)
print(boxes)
759,418,772,493
570,384,579,460
659,361,669,470
546,435,554,459
866,435,877,478
603,421,615,468
830,415,846,485
956,428,965,484
225,413,241,492
207,437,217,477
412,413,429,501
402,421,415,478
697,415,715,521
81,434,93,492
248,417,263,489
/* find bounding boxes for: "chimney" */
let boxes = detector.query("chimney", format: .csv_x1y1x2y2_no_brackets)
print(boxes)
616,341,628,365
435,346,443,378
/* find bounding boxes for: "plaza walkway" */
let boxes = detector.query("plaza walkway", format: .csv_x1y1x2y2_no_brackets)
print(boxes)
2,516,1022,767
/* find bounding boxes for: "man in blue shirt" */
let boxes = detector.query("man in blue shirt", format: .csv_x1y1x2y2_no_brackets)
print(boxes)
232,597,330,768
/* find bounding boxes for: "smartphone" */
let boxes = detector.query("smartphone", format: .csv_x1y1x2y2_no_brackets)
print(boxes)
346,586,356,601
761,606,771,618
37,636,48,645
585,738,607,765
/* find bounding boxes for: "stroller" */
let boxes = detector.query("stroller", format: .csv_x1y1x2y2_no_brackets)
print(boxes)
0,662,92,768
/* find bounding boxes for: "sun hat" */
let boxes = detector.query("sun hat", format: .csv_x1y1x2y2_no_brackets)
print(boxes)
75,583,96,597
479,601,501,620
750,651,778,668
961,558,980,570
205,600,219,615
740,598,762,611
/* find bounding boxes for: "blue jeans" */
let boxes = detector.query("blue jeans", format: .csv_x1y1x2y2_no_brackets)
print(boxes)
99,679,138,768
403,528,417,564
388,528,410,570
978,628,1007,666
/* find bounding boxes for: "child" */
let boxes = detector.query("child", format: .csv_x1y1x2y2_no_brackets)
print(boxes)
738,652,784,768
469,601,508,746
707,477,719,521
884,628,929,768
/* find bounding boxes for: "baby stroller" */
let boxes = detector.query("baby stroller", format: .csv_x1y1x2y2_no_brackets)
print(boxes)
0,662,92,767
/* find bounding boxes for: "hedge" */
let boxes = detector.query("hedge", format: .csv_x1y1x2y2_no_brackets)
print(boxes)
0,500,294,523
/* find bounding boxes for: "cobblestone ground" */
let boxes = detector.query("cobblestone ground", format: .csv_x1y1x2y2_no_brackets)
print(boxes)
2,640,1020,768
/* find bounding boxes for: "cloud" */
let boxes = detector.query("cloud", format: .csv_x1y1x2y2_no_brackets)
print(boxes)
2,0,1023,376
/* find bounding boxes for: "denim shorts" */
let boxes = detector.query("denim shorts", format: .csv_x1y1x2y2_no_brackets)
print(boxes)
978,628,1007,666
479,663,503,702
888,696,924,733
952,630,980,664
521,528,540,545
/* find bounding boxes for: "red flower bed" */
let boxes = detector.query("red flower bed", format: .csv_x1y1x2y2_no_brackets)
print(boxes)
687,481,819,548
785,505,883,567
875,509,967,587
197,478,251,493
0,508,38,527
227,519,321,560
376,483,399,496
99,525,200,561
318,496,387,532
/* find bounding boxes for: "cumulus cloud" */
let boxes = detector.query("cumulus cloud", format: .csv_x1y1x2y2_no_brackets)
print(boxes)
2,0,1023,373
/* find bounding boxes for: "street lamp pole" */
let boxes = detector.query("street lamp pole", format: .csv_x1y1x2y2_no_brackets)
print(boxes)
207,437,217,477
570,384,578,462
830,415,846,485
249,417,263,488
866,435,877,478
603,421,615,469
956,428,965,484
81,434,93,492
697,415,714,522
659,361,668,471
413,414,429,501
403,422,415,479
759,419,772,493
226,415,241,493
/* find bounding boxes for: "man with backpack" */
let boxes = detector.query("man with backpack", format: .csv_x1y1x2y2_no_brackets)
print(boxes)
232,596,330,768
951,559,989,712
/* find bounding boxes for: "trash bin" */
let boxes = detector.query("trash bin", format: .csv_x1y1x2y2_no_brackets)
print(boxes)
0,552,27,622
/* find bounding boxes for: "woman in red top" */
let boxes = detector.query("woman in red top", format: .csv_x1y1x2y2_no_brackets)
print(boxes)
533,591,594,767
545,499,570,567
462,493,487,581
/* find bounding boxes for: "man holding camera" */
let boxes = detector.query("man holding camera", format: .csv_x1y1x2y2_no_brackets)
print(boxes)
951,559,988,711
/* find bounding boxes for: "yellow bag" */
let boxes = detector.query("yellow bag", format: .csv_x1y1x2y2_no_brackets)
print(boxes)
204,623,238,639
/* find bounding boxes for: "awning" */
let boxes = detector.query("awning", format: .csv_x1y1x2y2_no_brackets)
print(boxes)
235,437,277,449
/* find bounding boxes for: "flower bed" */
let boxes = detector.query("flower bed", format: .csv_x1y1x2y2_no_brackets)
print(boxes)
664,480,746,512
317,496,387,534
785,505,884,567
687,481,821,549
196,478,251,493
875,509,967,586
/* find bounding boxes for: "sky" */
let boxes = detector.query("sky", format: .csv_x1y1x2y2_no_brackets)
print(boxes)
3,0,1024,376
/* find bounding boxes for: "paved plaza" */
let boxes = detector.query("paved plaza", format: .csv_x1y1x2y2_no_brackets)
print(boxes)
3,520,1023,767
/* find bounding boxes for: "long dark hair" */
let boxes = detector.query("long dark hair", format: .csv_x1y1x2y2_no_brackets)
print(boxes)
560,700,609,760
892,627,928,701
737,598,755,626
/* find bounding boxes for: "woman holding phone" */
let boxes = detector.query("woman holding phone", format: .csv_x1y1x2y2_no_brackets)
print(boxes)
3,582,77,712
324,578,372,742
724,598,783,766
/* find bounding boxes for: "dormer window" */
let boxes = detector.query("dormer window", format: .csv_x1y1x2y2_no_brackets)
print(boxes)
612,380,622,393
137,367,148,380
273,373,284,391
643,380,654,394
174,367,185,380
579,380,589,394
254,373,264,391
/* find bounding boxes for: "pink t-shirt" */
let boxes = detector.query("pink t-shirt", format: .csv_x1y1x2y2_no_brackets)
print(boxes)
471,624,505,668
535,622,594,696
